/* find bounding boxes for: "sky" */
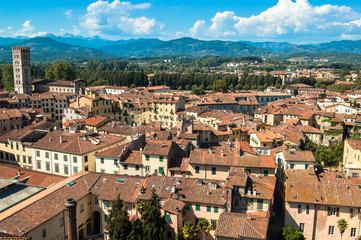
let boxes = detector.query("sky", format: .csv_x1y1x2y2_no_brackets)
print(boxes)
0,0,361,43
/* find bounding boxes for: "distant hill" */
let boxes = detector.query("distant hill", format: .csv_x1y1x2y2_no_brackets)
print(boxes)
275,52,361,63
242,41,296,52
100,37,274,57
0,37,115,62
0,36,361,62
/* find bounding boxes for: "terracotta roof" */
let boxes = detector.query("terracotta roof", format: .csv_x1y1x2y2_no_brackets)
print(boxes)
31,130,125,155
285,170,361,207
282,150,315,162
346,139,361,150
143,140,174,156
84,116,108,126
0,163,65,188
215,212,268,239
162,199,186,215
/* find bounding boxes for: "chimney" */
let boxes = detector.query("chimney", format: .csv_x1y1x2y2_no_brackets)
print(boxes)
65,198,77,240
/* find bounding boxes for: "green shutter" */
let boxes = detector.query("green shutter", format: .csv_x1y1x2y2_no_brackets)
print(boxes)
207,206,211,212
196,205,200,211
214,207,218,213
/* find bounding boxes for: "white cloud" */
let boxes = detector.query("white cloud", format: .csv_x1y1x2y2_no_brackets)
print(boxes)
64,10,73,18
80,0,163,36
189,0,361,42
15,20,47,37
190,20,206,37
7,26,12,30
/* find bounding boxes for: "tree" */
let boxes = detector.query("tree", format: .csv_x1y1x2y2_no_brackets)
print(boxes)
1,64,14,91
130,83,136,89
196,218,211,240
128,218,143,240
327,83,351,93
142,189,166,240
106,194,131,240
337,219,348,240
211,79,228,93
282,226,305,240
45,61,75,80
182,222,197,240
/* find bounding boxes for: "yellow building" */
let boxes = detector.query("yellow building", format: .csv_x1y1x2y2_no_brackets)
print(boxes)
70,90,113,118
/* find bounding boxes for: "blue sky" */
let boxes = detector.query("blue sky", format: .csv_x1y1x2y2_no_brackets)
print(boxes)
1,0,361,43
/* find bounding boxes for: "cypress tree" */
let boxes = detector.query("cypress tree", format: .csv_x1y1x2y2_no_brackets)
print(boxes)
142,188,166,240
106,194,131,240
128,218,143,240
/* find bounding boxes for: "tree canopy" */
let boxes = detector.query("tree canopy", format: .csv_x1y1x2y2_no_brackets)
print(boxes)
45,61,76,81
106,195,131,240
141,189,166,240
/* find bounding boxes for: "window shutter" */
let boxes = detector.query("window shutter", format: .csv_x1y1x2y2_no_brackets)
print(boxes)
351,208,354,218
298,205,301,213
306,205,309,214
328,207,331,216
336,208,340,217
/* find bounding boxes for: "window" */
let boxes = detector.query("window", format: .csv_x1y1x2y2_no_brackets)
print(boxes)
305,164,309,169
187,204,192,210
114,159,118,165
165,214,171,222
37,161,41,169
64,155,68,161
16,155,20,162
73,156,77,163
85,166,88,171
290,164,295,169
196,205,200,211
60,217,64,227
94,197,98,205
328,226,335,235
298,205,309,214
44,152,49,158
16,143,19,150
46,162,50,171
28,156,32,164
10,142,13,149
80,203,84,212
23,156,26,163
246,169,251,174
54,153,58,160
159,167,164,175
55,164,59,173
299,223,305,232
211,220,217,230
195,166,200,173
146,155,150,161
212,167,216,175
257,199,263,210
207,206,211,212
330,207,338,216
351,228,357,237
73,167,78,174
100,158,104,164
214,207,218,213
64,165,69,175
145,166,150,172
104,200,109,209
42,229,46,238
85,156,88,162
159,156,164,162
263,170,268,176
22,145,25,151
36,151,40,157
124,164,128,170
136,165,140,171
351,208,359,218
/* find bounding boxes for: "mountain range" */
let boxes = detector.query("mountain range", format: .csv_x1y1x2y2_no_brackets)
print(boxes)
1,35,361,63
